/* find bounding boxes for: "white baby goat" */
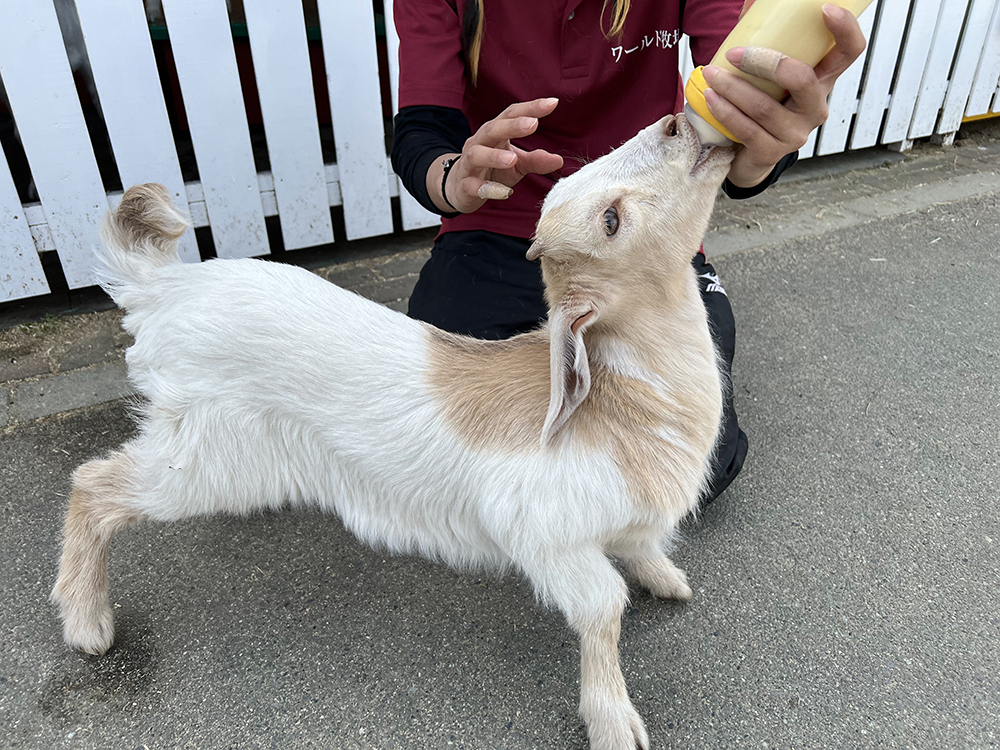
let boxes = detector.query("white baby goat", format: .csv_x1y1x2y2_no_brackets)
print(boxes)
52,112,735,750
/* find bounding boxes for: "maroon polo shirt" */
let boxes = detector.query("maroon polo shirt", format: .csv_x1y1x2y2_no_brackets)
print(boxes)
395,0,744,239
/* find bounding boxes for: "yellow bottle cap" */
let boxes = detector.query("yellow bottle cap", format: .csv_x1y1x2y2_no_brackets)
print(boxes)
685,67,741,145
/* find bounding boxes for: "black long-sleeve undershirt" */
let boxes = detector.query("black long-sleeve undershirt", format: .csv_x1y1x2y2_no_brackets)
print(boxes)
390,106,470,218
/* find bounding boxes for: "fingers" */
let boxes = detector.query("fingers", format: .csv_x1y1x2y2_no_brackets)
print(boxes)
454,146,562,206
701,60,815,174
466,143,518,171
702,82,785,156
477,115,541,148
498,97,560,121
510,144,564,176
447,97,562,211
459,143,562,183
455,176,513,204
476,97,558,146
462,97,560,177
737,47,783,80
814,3,868,84
712,47,836,119
718,3,866,106
473,98,559,149
705,4,867,189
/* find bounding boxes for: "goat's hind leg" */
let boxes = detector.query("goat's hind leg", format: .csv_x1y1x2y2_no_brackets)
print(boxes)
625,553,692,602
616,532,692,602
51,451,143,655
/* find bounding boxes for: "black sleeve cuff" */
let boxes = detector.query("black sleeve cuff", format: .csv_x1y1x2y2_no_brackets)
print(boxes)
413,148,461,218
391,105,473,217
722,150,799,200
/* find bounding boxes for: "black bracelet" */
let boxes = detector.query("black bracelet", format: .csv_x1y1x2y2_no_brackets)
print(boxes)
441,156,461,211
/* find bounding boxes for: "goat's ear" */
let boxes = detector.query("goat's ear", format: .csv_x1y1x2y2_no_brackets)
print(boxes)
541,302,598,446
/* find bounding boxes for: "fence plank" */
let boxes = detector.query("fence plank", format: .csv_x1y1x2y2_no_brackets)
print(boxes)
382,0,440,232
882,0,942,142
851,0,911,149
909,0,972,138
966,0,1000,115
316,0,393,240
817,3,877,155
0,157,49,301
678,34,695,83
936,0,1000,133
74,0,199,263
0,0,107,289
159,0,268,258
242,0,334,250
799,127,819,159
939,0,998,132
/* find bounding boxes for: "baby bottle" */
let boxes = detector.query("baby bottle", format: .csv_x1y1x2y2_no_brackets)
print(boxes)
684,0,874,146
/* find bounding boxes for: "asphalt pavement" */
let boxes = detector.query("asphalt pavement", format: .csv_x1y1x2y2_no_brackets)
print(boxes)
1,123,999,749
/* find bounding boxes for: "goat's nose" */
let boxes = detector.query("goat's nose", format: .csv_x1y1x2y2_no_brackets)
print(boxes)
663,116,679,138
675,113,699,145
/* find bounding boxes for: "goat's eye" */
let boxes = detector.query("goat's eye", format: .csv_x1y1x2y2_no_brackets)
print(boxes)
603,207,619,236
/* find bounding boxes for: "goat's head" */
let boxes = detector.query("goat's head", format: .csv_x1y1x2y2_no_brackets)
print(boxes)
531,113,734,315
528,113,734,444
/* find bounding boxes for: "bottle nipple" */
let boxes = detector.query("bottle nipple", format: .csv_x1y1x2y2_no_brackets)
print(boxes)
684,103,736,147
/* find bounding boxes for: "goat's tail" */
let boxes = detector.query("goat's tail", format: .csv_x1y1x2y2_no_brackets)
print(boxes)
99,183,188,300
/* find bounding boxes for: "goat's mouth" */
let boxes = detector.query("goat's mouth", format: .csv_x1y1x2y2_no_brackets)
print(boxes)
690,145,716,176
676,114,729,178
688,141,737,179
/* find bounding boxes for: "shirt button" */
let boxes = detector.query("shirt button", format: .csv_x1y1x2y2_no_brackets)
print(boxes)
568,11,575,19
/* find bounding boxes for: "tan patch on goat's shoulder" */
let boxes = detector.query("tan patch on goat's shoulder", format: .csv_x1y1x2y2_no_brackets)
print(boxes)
425,327,550,451
425,323,720,515
574,368,713,516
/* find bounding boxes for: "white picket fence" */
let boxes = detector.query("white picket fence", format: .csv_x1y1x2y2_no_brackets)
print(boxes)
1,0,998,303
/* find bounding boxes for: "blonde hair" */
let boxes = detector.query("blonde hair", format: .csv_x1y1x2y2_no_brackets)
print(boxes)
462,0,631,85
461,0,486,85
602,0,631,38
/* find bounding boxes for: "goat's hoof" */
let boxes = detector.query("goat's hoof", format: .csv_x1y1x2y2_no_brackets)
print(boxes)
632,710,650,750
583,701,649,750
63,612,115,655
54,597,115,655
655,580,692,602
649,566,692,602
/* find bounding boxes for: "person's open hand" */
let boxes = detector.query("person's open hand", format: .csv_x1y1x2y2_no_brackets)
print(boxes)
702,2,868,188
438,98,564,214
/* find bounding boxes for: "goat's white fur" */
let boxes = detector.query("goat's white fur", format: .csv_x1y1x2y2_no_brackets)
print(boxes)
52,116,736,750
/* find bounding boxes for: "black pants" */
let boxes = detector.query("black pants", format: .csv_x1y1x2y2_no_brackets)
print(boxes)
408,231,747,503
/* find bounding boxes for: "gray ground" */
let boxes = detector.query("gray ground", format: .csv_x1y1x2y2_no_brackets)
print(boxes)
2,122,999,749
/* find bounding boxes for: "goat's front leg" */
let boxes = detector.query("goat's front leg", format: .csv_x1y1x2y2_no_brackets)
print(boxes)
524,547,649,750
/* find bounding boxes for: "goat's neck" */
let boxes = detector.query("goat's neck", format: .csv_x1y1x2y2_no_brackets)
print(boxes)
589,266,717,382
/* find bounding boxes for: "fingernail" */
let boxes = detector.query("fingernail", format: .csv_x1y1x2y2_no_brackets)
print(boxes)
822,3,844,17
725,47,746,67
704,88,719,106
703,65,719,83
522,117,538,129
501,152,516,166
544,97,559,106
